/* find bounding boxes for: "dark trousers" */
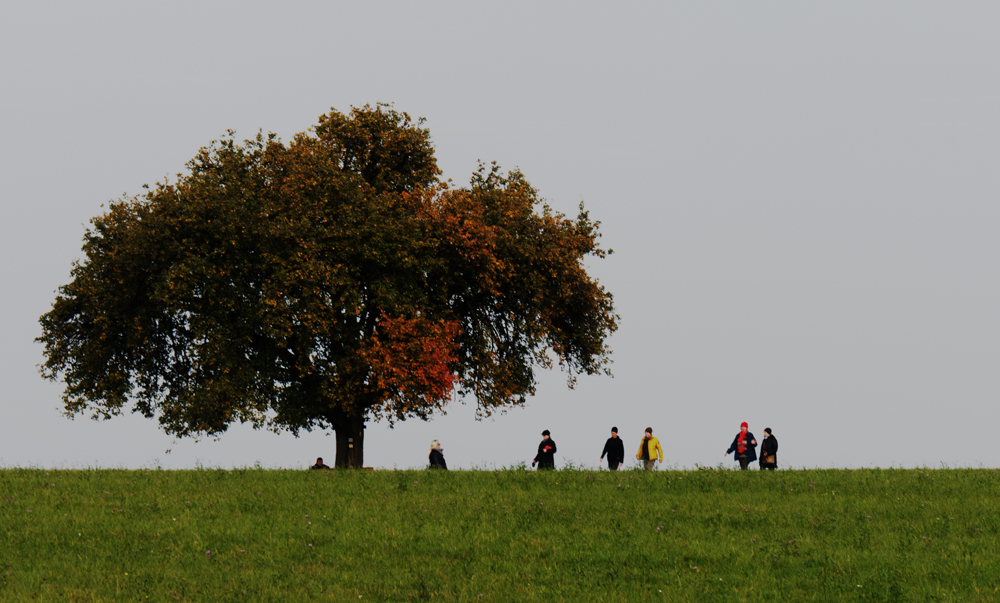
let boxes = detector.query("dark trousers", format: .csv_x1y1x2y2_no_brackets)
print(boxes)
607,459,621,471
738,455,749,470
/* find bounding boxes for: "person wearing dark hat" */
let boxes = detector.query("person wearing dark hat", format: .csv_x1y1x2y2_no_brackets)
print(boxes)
309,457,331,470
725,422,757,470
532,430,557,470
759,428,777,470
635,427,664,470
600,427,625,471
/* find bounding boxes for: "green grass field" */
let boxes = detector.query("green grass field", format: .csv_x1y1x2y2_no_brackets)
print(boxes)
2,466,999,602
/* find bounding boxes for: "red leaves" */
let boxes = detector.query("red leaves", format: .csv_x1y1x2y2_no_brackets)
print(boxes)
38,105,617,446
362,314,461,418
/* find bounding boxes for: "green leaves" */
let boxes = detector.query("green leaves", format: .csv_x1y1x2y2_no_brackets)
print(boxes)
37,104,617,456
314,103,439,194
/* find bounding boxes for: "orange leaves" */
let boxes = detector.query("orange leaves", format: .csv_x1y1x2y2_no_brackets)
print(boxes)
38,104,617,448
362,313,461,414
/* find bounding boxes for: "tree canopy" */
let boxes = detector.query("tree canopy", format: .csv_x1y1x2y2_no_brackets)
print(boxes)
38,104,618,467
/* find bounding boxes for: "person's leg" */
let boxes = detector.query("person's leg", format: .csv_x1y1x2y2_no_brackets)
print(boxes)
644,460,655,470
608,461,618,471
739,457,749,470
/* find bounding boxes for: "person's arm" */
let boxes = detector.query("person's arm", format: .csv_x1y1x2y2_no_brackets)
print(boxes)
601,440,609,460
656,440,664,463
725,435,737,456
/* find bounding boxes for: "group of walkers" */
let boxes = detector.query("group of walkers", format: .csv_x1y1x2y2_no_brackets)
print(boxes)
530,427,665,471
428,423,777,471
308,422,778,471
597,426,664,471
724,422,779,470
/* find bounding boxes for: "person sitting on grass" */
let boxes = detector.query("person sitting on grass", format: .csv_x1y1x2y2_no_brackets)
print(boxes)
429,440,448,470
309,457,331,470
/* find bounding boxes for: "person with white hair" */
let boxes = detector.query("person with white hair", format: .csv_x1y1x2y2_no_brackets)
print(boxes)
428,440,448,470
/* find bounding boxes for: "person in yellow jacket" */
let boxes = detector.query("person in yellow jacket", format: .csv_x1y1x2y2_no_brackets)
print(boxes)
636,427,663,470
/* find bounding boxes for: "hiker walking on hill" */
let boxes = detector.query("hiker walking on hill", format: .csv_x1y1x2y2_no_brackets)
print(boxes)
636,427,664,470
600,427,625,471
428,440,448,470
533,430,557,470
725,422,757,470
759,428,777,470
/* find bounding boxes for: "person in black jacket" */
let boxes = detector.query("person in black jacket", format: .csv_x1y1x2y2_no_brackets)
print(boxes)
600,427,625,470
428,440,448,470
724,421,757,470
759,428,777,470
309,457,331,470
532,430,557,469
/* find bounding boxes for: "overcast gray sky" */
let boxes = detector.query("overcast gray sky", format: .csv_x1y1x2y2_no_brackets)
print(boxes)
2,2,998,470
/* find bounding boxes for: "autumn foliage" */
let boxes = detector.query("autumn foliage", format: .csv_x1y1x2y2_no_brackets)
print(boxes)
362,314,461,421
37,104,618,467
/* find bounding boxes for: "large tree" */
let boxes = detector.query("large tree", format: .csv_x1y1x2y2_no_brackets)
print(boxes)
38,104,618,468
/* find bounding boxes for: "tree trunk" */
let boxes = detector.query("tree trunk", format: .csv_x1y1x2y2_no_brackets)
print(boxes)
334,413,365,469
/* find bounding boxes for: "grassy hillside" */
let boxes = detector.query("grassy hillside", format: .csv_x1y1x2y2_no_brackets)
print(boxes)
2,467,999,602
